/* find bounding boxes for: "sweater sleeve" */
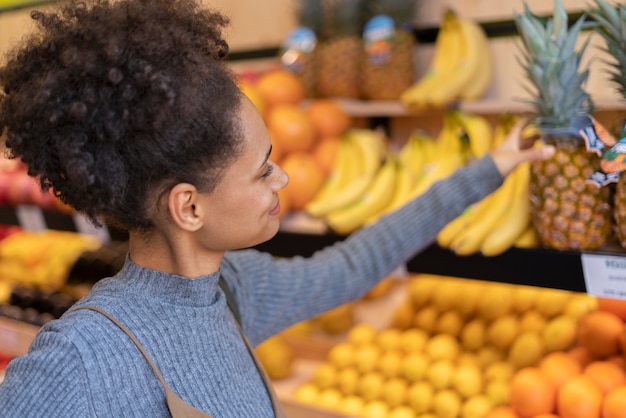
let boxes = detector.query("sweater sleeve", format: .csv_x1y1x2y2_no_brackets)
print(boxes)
221,155,504,345
0,328,90,417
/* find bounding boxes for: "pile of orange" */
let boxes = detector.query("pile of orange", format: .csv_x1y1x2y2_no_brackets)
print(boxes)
238,68,353,215
495,297,626,418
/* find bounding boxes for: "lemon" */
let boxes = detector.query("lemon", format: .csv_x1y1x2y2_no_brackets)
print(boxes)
435,310,464,337
401,352,430,382
456,352,480,368
426,360,454,390
461,394,493,418
388,405,418,418
486,314,519,351
476,345,505,369
564,294,597,319
337,395,365,415
376,328,402,352
407,381,435,414
408,274,438,309
293,383,319,405
456,280,484,318
378,350,404,379
542,314,577,352
312,362,337,389
460,318,487,351
431,278,463,312
485,379,510,406
382,377,409,407
508,331,545,369
316,387,343,411
358,371,385,401
362,399,390,418
476,285,513,321
484,361,514,382
511,285,539,313
390,300,415,330
336,366,360,396
518,309,547,333
354,343,381,374
348,323,378,346
535,288,571,318
451,364,483,398
425,333,460,362
433,389,462,418
413,306,438,334
328,342,354,369
398,328,429,353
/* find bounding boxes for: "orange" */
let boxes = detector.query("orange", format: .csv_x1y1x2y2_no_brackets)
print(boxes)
597,297,626,321
583,360,626,395
557,375,603,418
305,99,352,139
510,367,556,418
279,152,326,210
532,414,559,418
485,406,520,418
266,104,316,154
239,79,267,118
538,351,582,390
255,69,305,108
312,136,341,176
568,345,596,368
577,310,625,358
268,129,286,164
602,385,626,418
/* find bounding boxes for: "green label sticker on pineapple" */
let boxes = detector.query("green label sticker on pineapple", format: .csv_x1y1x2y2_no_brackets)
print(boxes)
363,15,395,66
281,27,316,73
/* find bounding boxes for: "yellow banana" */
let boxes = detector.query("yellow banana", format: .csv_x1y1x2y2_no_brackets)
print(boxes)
449,163,521,256
305,130,383,217
366,156,417,224
492,113,520,147
480,162,532,257
307,136,355,204
514,224,541,248
453,110,493,158
437,199,488,248
458,19,492,100
325,156,397,235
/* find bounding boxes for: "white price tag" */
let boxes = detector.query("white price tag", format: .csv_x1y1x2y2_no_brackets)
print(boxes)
581,253,626,300
15,205,46,232
72,213,111,244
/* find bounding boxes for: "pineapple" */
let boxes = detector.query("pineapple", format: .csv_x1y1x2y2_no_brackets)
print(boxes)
360,0,417,100
515,0,612,250
589,0,626,247
289,1,324,97
314,0,364,99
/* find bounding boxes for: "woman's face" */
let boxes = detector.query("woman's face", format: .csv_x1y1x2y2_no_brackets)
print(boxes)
197,96,289,251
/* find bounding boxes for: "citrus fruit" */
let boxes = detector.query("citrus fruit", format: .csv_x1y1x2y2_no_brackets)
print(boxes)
317,387,343,411
397,328,429,353
401,351,429,382
336,366,360,396
362,400,390,418
375,328,402,352
557,374,602,418
461,394,493,418
487,314,519,351
407,381,434,414
426,359,455,390
354,343,381,374
328,342,354,369
597,297,626,321
413,306,438,334
382,377,409,407
294,383,319,405
535,289,571,318
337,395,365,415
452,364,483,398
509,367,556,418
538,351,582,389
388,405,417,418
434,309,464,337
577,310,625,358
583,360,626,395
305,99,352,139
255,69,305,108
378,350,403,379
518,310,547,333
460,318,487,351
433,389,462,418
313,362,338,389
266,104,316,154
508,331,545,369
425,333,460,362
276,188,291,219
312,136,341,176
239,79,267,117
357,371,385,401
542,314,578,352
485,379,511,406
602,385,626,418
280,152,326,210
485,406,519,418
348,323,378,346
476,284,513,321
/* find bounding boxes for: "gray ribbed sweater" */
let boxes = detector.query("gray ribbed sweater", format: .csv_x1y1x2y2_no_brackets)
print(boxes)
0,156,502,417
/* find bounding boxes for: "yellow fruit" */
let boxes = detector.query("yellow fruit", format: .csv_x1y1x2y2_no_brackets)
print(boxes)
425,333,460,362
564,294,598,319
348,323,378,346
378,350,404,379
408,274,439,309
542,314,578,352
518,310,547,333
476,285,514,321
407,381,435,414
512,285,540,313
413,306,439,334
382,377,410,407
476,345,505,369
435,310,464,337
388,405,418,418
431,278,463,312
461,394,494,418
508,332,545,369
398,328,429,353
452,365,484,398
354,343,382,374
484,361,515,382
313,362,338,389
294,383,319,405
336,367,360,396
457,352,481,369
402,352,430,382
317,387,343,411
433,389,462,418
358,371,385,401
390,300,415,330
255,335,294,379
328,342,354,369
487,314,519,351
427,360,455,390
456,280,484,318
314,302,354,334
337,395,365,415
376,328,402,352
460,318,487,352
362,400,390,418
485,379,511,406
535,289,571,318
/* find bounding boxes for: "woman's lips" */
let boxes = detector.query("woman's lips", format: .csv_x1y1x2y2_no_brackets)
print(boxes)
270,201,281,216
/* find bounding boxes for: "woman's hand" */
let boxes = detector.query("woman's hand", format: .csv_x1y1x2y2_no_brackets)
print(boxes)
490,119,556,177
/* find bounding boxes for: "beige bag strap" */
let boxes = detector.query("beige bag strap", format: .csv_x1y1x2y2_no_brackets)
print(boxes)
74,305,212,418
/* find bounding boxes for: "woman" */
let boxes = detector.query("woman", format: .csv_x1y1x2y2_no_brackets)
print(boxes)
0,0,554,416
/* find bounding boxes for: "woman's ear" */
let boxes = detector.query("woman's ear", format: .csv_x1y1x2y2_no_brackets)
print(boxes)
168,183,203,231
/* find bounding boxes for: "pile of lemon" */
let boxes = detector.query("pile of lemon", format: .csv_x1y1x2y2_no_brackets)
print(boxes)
293,274,597,418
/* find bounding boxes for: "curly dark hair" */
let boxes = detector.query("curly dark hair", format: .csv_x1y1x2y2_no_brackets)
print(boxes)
0,0,245,231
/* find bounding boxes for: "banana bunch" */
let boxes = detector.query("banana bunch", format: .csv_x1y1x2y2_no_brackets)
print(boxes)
400,9,492,109
436,115,535,256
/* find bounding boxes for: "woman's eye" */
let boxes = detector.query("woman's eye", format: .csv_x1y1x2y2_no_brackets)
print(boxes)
261,163,274,178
